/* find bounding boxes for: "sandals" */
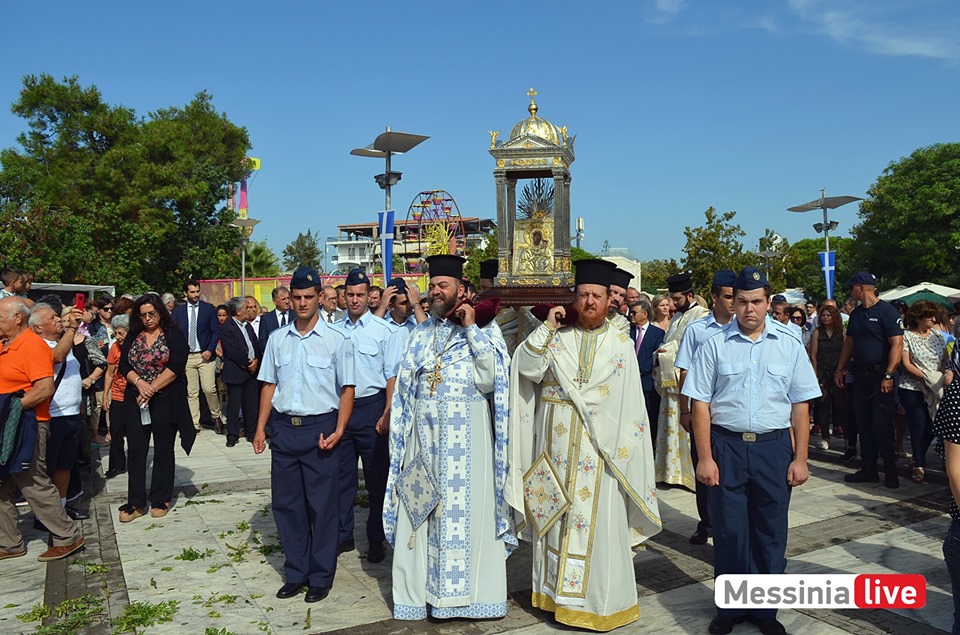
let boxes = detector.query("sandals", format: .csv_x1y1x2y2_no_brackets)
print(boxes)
119,505,145,523
912,468,925,484
150,504,171,518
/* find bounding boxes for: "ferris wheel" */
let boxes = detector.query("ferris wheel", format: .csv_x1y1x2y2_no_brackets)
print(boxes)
403,189,466,273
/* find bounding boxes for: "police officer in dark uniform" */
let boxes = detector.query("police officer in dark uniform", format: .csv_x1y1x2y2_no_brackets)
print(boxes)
254,266,356,603
334,268,402,563
683,267,821,635
835,271,904,488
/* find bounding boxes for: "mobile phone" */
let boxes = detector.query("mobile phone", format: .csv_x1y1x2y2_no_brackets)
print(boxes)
75,293,85,312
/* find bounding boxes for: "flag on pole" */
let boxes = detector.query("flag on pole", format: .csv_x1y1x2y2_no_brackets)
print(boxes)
819,251,836,299
379,210,396,285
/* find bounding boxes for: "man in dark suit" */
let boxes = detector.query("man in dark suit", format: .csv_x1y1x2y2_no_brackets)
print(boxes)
219,296,262,447
172,279,222,433
259,286,293,351
630,298,665,452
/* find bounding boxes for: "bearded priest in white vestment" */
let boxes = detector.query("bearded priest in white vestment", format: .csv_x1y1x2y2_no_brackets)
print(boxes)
654,272,710,490
508,259,662,631
384,255,516,621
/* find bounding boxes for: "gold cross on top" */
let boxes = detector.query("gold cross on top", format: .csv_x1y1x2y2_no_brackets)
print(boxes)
527,87,538,99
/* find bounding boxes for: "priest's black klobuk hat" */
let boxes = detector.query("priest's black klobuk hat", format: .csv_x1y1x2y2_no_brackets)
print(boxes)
426,255,465,280
574,259,617,288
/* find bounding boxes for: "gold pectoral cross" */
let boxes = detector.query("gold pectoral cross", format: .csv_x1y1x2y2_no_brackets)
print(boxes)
427,363,443,396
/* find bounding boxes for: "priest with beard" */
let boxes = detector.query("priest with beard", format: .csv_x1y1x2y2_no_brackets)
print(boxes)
383,254,516,621
508,259,662,631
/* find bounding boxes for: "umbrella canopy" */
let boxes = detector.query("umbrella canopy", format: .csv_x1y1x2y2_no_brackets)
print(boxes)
897,290,955,310
879,281,960,301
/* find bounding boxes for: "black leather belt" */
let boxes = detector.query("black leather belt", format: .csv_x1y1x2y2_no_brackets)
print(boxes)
275,411,335,427
714,426,786,443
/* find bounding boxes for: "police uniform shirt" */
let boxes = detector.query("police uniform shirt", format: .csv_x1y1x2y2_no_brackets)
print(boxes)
258,318,355,416
675,312,729,371
682,317,821,433
335,310,402,398
846,300,903,366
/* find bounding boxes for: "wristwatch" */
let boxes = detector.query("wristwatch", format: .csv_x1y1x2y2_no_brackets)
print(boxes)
883,372,893,380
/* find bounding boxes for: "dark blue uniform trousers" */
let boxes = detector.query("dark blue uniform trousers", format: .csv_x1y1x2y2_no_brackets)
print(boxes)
338,391,388,545
270,410,340,588
709,427,793,621
691,431,711,534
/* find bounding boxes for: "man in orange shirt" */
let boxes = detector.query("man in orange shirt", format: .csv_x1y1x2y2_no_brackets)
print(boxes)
0,296,84,561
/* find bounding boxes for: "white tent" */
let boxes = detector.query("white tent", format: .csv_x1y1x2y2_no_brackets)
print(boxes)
879,282,960,301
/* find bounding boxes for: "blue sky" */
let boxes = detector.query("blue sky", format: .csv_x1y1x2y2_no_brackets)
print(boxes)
2,0,958,269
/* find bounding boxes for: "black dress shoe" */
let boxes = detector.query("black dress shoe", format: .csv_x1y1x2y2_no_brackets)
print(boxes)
305,586,331,603
689,528,711,545
337,539,355,555
64,505,90,520
747,616,786,635
104,468,126,479
367,541,386,563
708,616,745,634
276,582,306,599
214,419,225,435
226,439,238,448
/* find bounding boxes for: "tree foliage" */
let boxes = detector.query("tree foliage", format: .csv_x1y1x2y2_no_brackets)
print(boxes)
784,237,856,300
0,74,251,292
681,207,750,293
640,258,681,293
282,228,322,272
463,230,498,285
234,239,280,278
850,142,960,288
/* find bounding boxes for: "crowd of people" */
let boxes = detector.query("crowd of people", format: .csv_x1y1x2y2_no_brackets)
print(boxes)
1,262,959,635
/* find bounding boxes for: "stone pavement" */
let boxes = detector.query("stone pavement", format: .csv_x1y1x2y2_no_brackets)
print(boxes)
0,431,956,635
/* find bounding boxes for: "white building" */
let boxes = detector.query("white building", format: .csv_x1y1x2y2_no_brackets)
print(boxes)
599,247,643,290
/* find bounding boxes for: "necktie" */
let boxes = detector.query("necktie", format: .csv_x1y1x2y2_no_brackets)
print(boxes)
635,325,644,355
327,312,334,323
280,312,287,327
245,323,258,358
189,304,199,351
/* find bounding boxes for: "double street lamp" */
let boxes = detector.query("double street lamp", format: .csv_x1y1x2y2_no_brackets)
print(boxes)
231,217,260,296
787,189,862,299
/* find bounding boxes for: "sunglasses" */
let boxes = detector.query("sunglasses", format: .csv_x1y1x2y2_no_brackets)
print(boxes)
101,306,114,312
140,310,158,319
790,315,805,323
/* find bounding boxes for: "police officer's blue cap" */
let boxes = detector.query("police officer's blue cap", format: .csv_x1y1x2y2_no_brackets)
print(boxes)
345,267,369,286
846,271,877,287
574,259,616,288
388,277,407,293
733,266,769,290
479,259,498,280
610,267,634,289
426,255,465,280
290,266,320,290
712,269,737,288
666,272,693,293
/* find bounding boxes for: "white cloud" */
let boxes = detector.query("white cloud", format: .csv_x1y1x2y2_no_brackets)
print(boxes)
647,0,687,24
788,0,960,62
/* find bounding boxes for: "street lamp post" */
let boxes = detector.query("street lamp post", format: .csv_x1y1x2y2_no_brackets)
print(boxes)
787,189,862,299
231,217,260,296
351,128,429,279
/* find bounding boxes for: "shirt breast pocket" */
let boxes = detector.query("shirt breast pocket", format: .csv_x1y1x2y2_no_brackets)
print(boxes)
718,362,745,390
356,341,380,368
766,364,789,394
305,354,333,384
275,353,294,383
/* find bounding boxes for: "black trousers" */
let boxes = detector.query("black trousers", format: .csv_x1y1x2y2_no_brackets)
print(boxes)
108,400,127,472
851,368,897,468
124,401,177,509
226,378,259,442
338,392,388,545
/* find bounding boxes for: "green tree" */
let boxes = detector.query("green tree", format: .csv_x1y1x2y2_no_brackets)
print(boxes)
681,207,750,293
850,142,960,288
0,74,250,292
640,258,681,293
463,231,498,285
282,228,322,272
234,239,280,278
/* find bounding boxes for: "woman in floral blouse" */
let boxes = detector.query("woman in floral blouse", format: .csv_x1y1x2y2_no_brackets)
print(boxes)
117,293,194,522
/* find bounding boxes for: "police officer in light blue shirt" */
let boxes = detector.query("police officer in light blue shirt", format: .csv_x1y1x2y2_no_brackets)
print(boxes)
254,265,356,605
674,268,736,547
682,266,820,635
333,268,403,564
